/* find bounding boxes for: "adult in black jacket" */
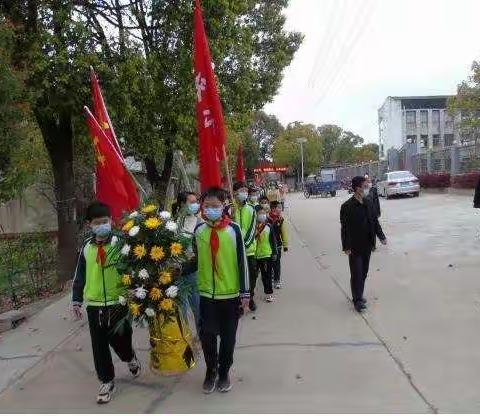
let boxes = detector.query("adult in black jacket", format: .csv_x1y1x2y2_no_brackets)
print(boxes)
474,176,480,208
340,176,387,312
365,175,381,218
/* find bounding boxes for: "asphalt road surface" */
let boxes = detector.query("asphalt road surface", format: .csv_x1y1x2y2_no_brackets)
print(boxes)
0,190,478,413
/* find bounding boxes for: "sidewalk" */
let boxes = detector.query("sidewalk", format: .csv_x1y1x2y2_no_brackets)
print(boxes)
0,223,429,413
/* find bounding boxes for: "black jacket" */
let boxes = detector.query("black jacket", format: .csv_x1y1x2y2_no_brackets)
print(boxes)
340,195,386,253
474,177,480,208
366,186,381,218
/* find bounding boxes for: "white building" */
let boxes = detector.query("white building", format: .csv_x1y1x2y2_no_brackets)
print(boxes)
378,96,460,160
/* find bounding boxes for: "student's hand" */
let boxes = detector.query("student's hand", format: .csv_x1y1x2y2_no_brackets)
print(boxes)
240,297,250,312
344,250,351,256
381,238,387,246
283,247,288,253
72,304,83,320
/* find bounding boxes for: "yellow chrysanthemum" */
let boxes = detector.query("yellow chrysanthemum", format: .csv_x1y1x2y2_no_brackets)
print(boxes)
121,274,132,286
144,217,162,230
149,287,162,301
122,220,135,232
150,246,165,262
170,242,183,257
142,204,157,214
130,303,141,316
159,271,172,285
133,244,147,259
160,298,174,311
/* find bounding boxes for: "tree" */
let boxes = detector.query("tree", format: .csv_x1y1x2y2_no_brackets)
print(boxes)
273,122,323,176
319,125,364,164
78,0,303,200
353,143,378,163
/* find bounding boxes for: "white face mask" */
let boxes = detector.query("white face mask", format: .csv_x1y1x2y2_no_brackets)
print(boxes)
362,188,370,198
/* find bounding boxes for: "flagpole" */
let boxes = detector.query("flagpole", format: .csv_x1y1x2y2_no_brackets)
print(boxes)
222,145,235,203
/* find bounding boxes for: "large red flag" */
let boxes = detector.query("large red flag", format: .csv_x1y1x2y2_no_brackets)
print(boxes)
84,106,139,221
90,67,124,161
235,145,246,182
194,0,227,192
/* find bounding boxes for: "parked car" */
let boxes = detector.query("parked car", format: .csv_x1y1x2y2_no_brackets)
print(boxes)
377,171,420,199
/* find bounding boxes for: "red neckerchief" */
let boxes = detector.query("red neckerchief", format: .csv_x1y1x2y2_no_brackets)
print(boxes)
209,216,231,275
256,222,267,240
95,241,107,266
268,212,281,224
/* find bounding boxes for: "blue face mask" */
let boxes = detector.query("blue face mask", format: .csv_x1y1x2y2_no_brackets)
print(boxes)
204,207,223,222
236,192,248,202
257,214,267,223
187,202,200,215
92,222,111,238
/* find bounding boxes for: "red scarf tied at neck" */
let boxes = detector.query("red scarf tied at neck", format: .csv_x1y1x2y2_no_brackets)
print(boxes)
209,216,231,275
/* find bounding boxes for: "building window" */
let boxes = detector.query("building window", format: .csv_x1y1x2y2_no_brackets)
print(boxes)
420,135,428,148
406,111,416,131
445,112,454,130
444,134,454,146
432,110,440,133
432,134,441,147
420,110,428,131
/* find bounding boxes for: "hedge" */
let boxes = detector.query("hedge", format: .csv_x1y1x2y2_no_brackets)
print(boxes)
417,171,480,189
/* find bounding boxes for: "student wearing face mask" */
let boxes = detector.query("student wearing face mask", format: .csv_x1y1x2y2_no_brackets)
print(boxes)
72,201,140,404
173,191,202,329
259,195,271,213
340,176,387,313
248,186,260,207
230,181,258,311
254,205,278,303
193,187,250,394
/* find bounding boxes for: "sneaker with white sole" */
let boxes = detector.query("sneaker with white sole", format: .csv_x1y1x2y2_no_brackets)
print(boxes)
128,356,141,378
97,381,115,404
265,294,274,303
202,369,217,394
274,282,282,289
217,374,232,393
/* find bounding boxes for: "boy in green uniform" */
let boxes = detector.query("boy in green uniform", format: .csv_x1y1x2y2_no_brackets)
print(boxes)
254,205,278,303
194,187,250,394
231,181,257,310
72,201,140,404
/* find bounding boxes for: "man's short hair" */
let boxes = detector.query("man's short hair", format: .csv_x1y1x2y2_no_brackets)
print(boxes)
352,176,367,192
86,201,111,221
270,200,281,210
233,181,248,192
201,187,227,203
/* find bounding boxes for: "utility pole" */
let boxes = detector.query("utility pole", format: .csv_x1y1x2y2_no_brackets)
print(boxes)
296,137,307,190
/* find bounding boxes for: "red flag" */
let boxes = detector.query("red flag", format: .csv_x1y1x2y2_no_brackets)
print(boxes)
84,106,139,221
194,0,227,192
90,67,124,160
236,145,246,182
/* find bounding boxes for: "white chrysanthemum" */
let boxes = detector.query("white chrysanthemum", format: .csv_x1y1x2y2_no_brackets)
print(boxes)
118,295,127,306
138,269,149,280
145,308,155,318
165,221,178,232
129,211,140,219
165,285,178,298
121,244,131,256
159,211,171,220
110,236,119,246
128,226,140,237
135,286,147,300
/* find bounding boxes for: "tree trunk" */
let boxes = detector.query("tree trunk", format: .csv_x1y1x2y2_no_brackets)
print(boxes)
144,147,174,209
37,111,77,288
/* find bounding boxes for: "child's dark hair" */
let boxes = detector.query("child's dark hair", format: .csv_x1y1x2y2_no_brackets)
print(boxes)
86,201,111,221
260,195,270,203
172,191,197,217
201,187,227,203
255,204,266,213
233,181,247,192
270,200,281,210
352,176,367,192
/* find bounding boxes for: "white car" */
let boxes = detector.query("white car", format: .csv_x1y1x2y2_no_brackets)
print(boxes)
377,171,420,199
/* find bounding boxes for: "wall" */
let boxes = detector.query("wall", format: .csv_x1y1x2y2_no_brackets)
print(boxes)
378,97,403,160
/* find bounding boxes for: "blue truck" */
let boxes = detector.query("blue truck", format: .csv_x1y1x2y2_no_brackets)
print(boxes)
304,168,341,198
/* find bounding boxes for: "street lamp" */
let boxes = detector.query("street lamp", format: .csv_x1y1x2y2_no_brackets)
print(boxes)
296,137,307,190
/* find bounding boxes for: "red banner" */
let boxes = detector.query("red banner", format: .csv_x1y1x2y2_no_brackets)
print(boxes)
84,106,139,221
194,0,227,192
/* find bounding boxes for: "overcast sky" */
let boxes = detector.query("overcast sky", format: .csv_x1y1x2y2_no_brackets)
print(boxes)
264,0,480,144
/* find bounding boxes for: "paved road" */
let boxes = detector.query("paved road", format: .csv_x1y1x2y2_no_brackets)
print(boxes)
0,191,478,412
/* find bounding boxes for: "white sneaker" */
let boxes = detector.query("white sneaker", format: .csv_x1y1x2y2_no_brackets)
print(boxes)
265,295,275,303
97,381,115,404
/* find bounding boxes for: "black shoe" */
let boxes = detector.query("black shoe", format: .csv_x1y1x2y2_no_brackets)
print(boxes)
354,301,367,313
217,374,232,393
249,299,257,312
202,369,217,394
127,356,141,378
359,298,367,306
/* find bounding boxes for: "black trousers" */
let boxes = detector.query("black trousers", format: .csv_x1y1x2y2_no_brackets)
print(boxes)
348,251,372,303
256,258,273,294
87,305,135,383
272,247,282,283
199,297,240,378
247,256,257,298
